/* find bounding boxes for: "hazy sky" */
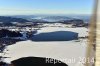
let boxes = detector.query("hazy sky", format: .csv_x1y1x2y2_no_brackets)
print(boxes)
0,0,94,15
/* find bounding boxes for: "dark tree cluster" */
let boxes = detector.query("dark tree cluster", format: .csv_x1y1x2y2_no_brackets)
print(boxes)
2,22,14,26
61,19,84,24
0,29,22,38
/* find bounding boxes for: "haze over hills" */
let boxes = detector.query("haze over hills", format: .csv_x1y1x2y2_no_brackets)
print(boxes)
31,16,74,22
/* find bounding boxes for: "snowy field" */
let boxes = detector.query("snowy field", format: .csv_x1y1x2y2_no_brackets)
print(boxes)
1,27,88,66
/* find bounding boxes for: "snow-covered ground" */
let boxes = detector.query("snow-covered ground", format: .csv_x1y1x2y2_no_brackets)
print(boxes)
1,27,88,66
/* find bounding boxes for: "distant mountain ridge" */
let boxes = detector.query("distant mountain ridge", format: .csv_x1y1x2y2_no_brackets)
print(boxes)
11,15,90,23
0,15,90,24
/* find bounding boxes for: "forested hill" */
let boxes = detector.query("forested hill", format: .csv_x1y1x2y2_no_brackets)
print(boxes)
0,16,30,23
